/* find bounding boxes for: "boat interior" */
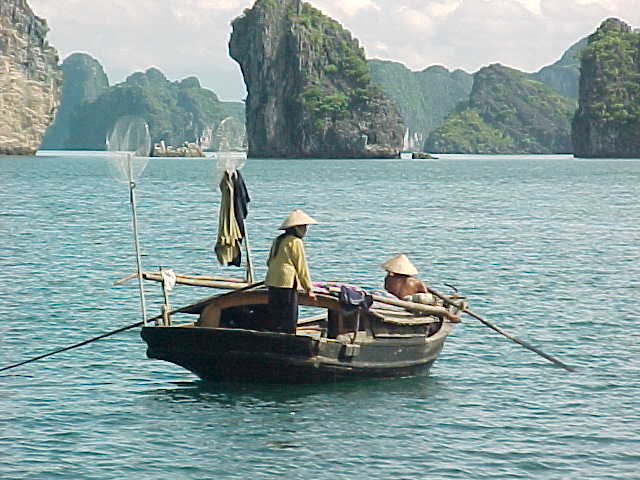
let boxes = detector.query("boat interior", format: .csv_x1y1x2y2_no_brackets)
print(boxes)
170,289,446,342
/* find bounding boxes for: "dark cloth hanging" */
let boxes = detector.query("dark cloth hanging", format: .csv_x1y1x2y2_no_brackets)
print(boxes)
232,170,251,237
215,170,250,267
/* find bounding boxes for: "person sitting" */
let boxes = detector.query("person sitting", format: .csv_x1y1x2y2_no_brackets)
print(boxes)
382,254,460,323
382,254,430,299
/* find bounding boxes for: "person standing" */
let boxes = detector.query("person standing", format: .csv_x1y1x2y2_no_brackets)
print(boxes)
265,209,318,333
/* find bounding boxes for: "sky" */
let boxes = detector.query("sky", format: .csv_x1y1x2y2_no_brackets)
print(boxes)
29,0,640,101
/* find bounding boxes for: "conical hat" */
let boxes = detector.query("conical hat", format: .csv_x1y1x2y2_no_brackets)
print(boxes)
382,254,418,276
279,209,319,229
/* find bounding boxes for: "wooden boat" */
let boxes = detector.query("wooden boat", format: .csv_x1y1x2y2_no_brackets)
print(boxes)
120,149,461,383
138,274,462,383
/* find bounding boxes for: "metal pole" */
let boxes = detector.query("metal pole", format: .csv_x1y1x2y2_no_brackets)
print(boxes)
128,153,148,324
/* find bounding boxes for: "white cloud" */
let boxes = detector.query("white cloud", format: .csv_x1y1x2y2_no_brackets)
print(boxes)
427,0,462,17
26,0,640,100
396,6,435,32
514,0,542,15
325,0,380,16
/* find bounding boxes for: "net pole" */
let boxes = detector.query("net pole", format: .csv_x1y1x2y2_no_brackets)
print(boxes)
128,153,148,324
244,224,255,284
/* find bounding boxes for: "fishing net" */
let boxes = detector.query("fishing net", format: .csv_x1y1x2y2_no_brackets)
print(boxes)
213,151,247,184
211,117,246,152
107,116,151,184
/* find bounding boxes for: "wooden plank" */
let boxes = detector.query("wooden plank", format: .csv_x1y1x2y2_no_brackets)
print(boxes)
142,272,249,290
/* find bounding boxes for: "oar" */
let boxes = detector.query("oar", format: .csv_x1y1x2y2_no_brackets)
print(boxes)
427,286,576,373
0,281,265,374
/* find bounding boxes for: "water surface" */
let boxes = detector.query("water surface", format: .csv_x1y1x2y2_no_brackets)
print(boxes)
1,152,638,479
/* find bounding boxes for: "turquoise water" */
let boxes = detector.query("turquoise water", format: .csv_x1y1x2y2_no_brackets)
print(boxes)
1,152,638,479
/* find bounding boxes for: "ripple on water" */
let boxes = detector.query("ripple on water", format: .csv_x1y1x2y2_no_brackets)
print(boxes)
1,154,639,479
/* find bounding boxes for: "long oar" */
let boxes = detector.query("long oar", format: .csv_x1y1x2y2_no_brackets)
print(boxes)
428,286,576,372
0,281,265,374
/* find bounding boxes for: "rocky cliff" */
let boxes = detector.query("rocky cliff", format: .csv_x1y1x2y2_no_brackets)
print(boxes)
64,67,244,150
368,61,472,148
0,0,61,155
229,0,404,158
573,18,640,158
41,53,109,149
425,64,575,154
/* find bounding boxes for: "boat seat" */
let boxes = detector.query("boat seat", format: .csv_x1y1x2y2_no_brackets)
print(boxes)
296,326,323,340
336,331,368,344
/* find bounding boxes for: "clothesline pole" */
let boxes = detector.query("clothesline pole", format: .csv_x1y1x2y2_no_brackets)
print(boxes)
244,225,255,284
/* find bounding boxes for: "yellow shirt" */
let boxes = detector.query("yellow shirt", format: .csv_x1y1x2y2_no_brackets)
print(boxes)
265,234,312,291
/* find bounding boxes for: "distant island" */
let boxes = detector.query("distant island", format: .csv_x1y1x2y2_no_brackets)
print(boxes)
424,64,575,154
368,61,473,150
42,57,244,152
573,18,640,158
2,0,638,158
41,53,109,150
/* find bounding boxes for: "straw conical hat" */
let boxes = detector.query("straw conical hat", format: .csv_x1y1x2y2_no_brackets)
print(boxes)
382,254,418,276
279,209,319,229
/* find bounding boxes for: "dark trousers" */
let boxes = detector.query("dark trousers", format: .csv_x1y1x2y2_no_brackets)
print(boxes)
268,286,298,333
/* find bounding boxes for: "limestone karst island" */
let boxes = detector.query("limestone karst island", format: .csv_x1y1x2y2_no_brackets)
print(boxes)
1,0,639,158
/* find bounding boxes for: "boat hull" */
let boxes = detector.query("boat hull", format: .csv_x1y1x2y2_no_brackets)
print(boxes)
141,326,448,383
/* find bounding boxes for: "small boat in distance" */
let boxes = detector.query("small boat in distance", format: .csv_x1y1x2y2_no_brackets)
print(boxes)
399,128,438,159
151,140,205,158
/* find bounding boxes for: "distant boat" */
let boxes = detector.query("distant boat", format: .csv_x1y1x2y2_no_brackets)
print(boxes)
151,140,205,158
411,152,438,160
400,128,413,159
399,129,437,159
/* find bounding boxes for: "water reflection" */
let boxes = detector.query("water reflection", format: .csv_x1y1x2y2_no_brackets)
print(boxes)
146,374,445,407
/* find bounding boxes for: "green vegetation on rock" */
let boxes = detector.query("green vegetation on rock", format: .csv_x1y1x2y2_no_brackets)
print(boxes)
41,53,109,149
426,64,575,154
368,60,473,146
573,18,640,157
426,109,517,153
529,38,587,100
64,67,244,150
229,0,404,158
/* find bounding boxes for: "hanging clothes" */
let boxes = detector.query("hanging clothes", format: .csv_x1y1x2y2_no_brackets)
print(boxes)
232,170,251,237
215,170,244,266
